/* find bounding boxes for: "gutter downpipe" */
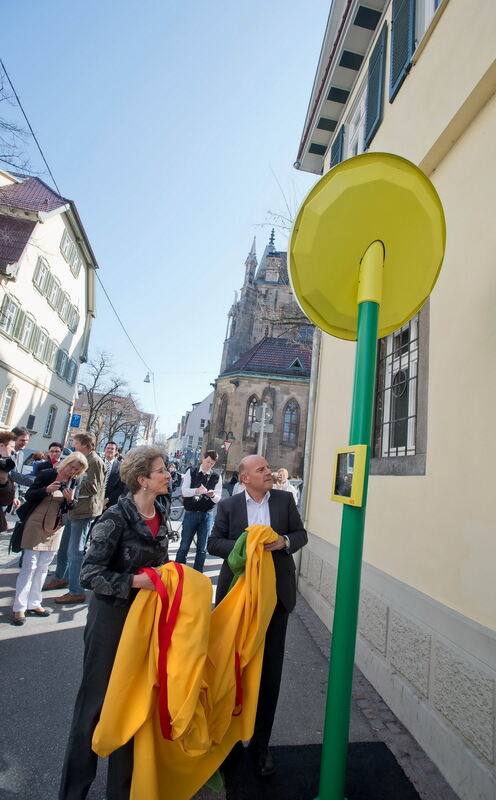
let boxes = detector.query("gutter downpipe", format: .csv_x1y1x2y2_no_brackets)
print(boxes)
295,327,322,578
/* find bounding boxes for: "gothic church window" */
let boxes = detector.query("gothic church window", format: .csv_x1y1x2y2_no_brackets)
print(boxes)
282,400,300,445
244,395,259,440
217,394,228,436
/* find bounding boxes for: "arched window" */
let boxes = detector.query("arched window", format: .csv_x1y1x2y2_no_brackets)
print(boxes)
0,386,16,426
244,395,259,440
216,394,228,436
282,399,300,445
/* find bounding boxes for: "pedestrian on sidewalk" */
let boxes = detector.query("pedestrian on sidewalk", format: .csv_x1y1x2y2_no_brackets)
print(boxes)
0,431,16,532
59,445,170,800
175,450,222,572
11,452,88,626
208,454,308,778
50,433,106,605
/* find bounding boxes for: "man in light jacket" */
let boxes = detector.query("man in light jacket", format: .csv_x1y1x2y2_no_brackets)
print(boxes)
55,432,105,605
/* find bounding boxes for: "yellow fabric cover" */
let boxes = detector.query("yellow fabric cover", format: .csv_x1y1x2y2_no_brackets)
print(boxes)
92,524,278,800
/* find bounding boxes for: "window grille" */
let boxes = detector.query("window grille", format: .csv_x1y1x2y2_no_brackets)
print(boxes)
44,406,56,437
373,315,418,457
0,295,19,336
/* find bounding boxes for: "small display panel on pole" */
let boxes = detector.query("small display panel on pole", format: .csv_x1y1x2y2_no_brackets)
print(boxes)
331,445,367,507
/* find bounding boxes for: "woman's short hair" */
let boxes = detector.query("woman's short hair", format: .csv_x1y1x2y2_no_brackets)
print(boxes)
120,446,164,493
57,451,88,476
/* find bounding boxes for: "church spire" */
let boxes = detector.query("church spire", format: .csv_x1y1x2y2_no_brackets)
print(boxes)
244,236,257,286
269,228,275,249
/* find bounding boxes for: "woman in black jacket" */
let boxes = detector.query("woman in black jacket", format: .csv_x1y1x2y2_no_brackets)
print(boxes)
11,452,88,625
60,445,170,800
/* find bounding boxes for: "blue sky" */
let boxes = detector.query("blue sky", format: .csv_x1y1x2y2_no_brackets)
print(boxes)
1,1,327,434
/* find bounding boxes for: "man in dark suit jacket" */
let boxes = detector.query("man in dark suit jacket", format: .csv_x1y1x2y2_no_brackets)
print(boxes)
208,454,307,777
102,441,126,510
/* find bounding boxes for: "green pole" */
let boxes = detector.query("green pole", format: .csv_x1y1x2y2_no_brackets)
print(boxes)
315,242,383,800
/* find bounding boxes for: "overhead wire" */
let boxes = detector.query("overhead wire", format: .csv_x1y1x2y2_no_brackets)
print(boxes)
0,55,159,415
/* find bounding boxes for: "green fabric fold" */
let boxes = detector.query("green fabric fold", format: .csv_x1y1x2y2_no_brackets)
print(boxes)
227,529,249,590
205,768,224,792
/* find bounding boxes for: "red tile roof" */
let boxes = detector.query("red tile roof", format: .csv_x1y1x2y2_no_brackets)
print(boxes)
0,213,36,266
0,176,69,213
222,336,312,378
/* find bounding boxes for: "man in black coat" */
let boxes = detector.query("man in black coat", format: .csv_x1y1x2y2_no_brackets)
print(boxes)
208,454,307,777
102,442,126,510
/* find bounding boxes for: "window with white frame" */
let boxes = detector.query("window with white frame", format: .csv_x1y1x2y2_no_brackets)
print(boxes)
45,340,58,370
44,405,57,437
60,229,83,278
373,315,418,457
55,349,69,378
33,328,48,361
415,0,442,44
0,386,16,426
47,276,61,308
68,306,80,332
346,83,367,158
17,313,35,349
33,257,50,293
59,292,71,322
0,294,20,336
66,358,78,385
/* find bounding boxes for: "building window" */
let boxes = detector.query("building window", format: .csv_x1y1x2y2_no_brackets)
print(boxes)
45,340,58,370
44,405,57,437
364,22,388,147
33,328,48,361
187,435,193,447
217,394,228,436
0,294,20,336
346,84,367,158
47,276,61,309
374,315,418,458
282,400,300,445
200,418,205,428
68,306,80,333
244,395,258,440
55,349,69,378
33,257,50,293
0,386,16,426
17,313,35,349
59,292,71,322
60,229,82,278
66,358,78,385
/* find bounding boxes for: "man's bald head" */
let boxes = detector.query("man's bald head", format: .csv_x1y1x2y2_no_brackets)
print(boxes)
238,455,273,499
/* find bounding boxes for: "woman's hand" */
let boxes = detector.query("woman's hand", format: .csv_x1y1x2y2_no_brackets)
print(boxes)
132,571,158,590
62,487,74,503
45,481,61,494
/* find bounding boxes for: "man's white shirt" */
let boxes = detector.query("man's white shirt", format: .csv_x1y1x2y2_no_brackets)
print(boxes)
181,469,223,503
245,489,271,527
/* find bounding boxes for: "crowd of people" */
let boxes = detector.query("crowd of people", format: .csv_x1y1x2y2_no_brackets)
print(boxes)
1,429,306,798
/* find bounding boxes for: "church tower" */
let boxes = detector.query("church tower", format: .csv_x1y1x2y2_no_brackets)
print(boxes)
220,238,258,372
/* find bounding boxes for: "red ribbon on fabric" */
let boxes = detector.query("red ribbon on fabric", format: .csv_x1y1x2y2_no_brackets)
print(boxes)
232,651,243,717
138,563,184,739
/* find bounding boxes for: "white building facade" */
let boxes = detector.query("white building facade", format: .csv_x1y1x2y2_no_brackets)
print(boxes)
175,392,213,469
0,170,97,449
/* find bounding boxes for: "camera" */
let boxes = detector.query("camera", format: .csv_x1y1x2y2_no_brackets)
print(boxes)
58,482,68,490
0,456,15,473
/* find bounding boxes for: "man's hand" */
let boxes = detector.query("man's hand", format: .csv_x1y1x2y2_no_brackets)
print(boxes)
205,490,215,497
196,485,208,495
264,535,287,551
45,481,61,495
12,497,21,510
103,498,109,509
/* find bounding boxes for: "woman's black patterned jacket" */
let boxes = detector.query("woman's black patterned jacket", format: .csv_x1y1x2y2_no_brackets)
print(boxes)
80,493,169,604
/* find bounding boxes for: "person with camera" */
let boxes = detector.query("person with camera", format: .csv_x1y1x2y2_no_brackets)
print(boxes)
0,431,16,533
11,452,88,626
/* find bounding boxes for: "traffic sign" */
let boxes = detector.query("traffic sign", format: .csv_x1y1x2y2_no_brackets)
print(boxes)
223,440,232,452
70,413,82,428
252,422,273,433
255,404,273,422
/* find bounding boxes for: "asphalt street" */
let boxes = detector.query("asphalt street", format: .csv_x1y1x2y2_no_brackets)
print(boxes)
0,521,458,800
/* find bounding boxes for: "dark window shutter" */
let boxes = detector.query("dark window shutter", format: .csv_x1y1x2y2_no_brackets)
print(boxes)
390,0,416,101
364,23,388,149
330,126,345,167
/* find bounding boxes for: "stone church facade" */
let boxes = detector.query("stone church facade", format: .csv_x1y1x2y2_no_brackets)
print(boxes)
207,232,314,477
